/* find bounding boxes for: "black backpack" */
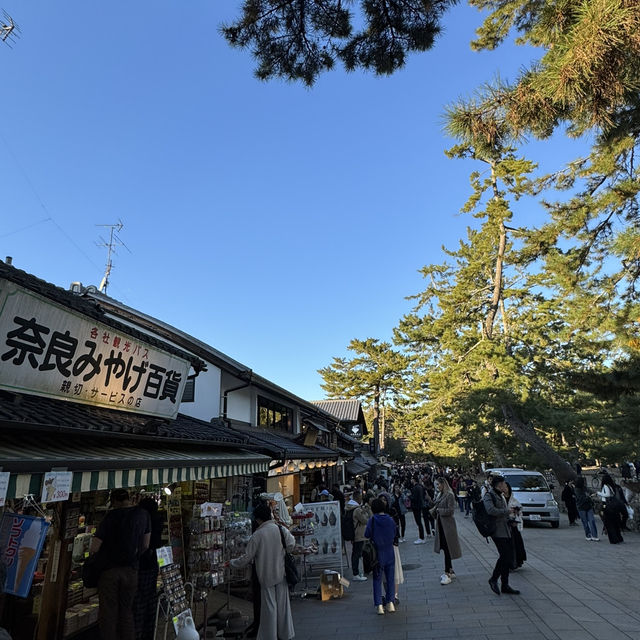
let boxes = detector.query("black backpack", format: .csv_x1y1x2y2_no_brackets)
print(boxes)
342,509,355,542
472,495,497,539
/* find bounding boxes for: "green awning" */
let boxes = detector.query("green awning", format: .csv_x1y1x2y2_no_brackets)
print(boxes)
2,437,271,499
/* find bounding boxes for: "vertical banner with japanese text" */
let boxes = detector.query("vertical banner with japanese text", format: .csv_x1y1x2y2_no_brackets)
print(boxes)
0,280,189,419
0,513,50,598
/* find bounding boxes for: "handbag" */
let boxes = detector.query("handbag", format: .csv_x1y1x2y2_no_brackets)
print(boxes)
82,550,108,588
279,526,299,587
362,517,378,574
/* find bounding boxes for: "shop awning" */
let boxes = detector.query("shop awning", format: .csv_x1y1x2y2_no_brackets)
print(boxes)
346,461,370,476
302,418,330,433
1,433,271,500
230,425,339,461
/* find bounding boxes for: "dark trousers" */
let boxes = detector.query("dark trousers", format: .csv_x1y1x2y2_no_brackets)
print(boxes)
490,537,512,586
412,509,424,539
422,508,435,535
351,540,364,574
398,513,406,538
438,519,452,573
133,565,158,640
603,509,624,544
99,566,138,640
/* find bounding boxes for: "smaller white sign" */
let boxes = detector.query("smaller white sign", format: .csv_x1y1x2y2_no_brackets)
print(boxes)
156,546,174,567
41,471,73,503
200,502,223,518
0,472,10,507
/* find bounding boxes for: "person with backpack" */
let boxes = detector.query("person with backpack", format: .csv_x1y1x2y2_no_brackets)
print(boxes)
482,476,520,596
364,498,397,615
90,489,151,640
574,476,599,541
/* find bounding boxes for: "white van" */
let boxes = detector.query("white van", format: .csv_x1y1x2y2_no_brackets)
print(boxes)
486,468,560,528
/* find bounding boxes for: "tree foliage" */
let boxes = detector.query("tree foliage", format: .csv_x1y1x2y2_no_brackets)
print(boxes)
221,0,452,85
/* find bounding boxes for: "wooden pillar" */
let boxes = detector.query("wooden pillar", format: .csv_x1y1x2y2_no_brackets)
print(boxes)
37,502,73,640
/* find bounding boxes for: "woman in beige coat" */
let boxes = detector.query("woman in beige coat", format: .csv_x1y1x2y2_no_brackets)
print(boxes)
430,477,462,585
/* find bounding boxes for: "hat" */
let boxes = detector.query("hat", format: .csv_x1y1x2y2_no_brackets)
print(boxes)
490,475,506,488
320,489,330,496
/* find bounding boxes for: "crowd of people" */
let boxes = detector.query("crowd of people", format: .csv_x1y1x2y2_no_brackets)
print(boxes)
79,462,636,639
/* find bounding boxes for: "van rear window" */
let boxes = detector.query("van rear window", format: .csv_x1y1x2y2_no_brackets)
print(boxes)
506,475,549,492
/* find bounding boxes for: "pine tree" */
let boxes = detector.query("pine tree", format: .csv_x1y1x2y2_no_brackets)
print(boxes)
318,338,408,453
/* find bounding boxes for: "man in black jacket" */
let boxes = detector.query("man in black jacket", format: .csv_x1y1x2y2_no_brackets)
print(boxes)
410,476,427,544
90,489,151,640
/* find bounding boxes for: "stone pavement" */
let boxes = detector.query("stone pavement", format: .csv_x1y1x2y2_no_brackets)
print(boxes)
291,513,640,640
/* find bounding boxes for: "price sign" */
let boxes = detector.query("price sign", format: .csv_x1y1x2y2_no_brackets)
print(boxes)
0,472,9,508
41,471,73,504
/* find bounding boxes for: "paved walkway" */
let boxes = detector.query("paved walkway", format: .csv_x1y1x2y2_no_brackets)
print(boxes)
291,513,640,640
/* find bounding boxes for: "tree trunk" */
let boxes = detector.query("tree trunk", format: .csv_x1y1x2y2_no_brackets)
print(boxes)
501,404,576,484
484,163,507,340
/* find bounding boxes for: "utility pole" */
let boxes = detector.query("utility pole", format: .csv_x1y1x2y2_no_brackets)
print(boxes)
96,221,130,294
1,10,20,47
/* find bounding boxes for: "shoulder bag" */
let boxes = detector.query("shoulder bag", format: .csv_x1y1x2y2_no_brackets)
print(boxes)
362,517,378,574
279,526,300,587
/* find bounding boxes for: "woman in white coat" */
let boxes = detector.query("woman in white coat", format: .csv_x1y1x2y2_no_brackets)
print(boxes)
231,503,296,640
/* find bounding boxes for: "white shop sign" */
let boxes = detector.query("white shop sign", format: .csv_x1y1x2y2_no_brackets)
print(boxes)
0,280,189,419
0,472,9,508
41,471,73,504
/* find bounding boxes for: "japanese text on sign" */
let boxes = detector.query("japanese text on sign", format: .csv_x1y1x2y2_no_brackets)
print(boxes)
0,280,189,419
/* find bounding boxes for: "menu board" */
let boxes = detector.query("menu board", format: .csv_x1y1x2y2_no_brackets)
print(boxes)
302,501,343,573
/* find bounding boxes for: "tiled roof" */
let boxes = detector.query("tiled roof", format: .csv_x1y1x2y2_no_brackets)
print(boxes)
229,426,338,460
311,399,367,432
0,261,204,371
0,390,248,446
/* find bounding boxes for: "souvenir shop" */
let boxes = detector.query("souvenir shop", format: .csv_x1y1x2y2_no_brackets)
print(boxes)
0,414,271,640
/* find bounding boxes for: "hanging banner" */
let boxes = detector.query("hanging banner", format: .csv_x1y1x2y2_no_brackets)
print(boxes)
0,280,189,419
302,501,343,574
41,471,73,504
0,472,9,508
0,513,50,598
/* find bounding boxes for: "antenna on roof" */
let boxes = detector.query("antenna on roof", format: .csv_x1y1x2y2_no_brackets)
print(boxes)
1,10,21,47
96,220,131,294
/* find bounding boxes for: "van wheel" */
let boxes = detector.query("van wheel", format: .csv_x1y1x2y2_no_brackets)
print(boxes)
551,521,559,529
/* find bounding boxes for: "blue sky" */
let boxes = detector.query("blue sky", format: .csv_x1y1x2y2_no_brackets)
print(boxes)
1,1,587,401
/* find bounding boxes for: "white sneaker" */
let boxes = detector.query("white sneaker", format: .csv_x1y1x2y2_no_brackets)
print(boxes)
376,605,385,615
586,537,592,541
386,602,395,613
413,538,426,545
398,537,405,543
353,574,367,581
440,574,452,585
591,537,600,542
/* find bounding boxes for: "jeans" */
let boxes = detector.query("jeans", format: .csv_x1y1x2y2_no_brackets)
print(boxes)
578,508,598,539
98,566,138,640
457,497,465,512
464,497,472,516
351,541,364,575
372,560,395,606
